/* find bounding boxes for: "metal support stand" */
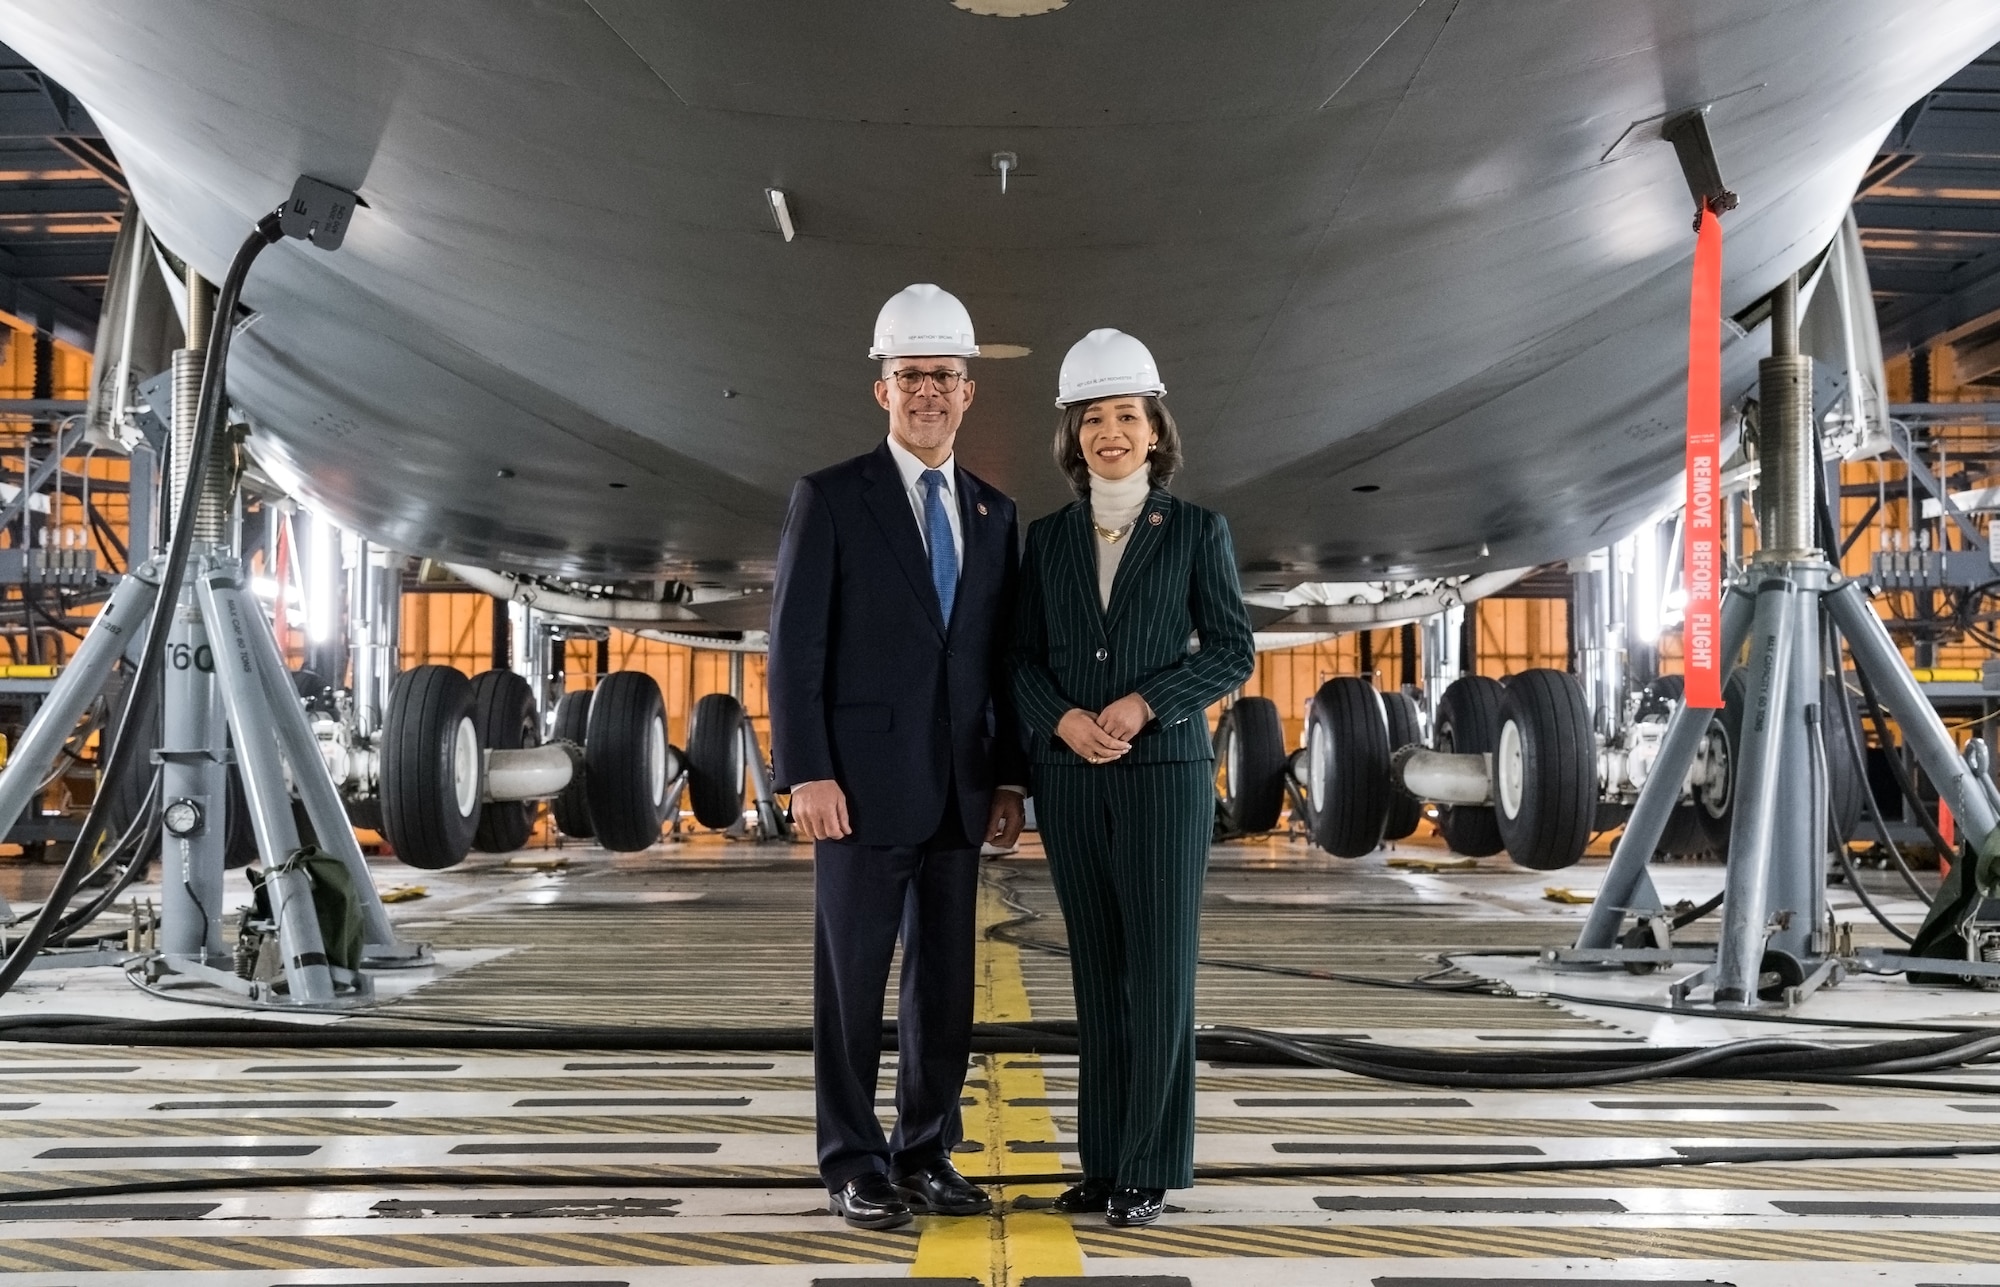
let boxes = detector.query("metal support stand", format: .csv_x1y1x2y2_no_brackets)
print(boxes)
742,720,789,840
1555,271,2000,1006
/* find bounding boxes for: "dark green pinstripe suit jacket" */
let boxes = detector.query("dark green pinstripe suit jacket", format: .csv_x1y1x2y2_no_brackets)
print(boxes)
1010,489,1256,766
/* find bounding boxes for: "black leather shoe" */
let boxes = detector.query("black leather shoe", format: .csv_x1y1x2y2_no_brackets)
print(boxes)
1105,1186,1166,1227
891,1160,993,1216
1052,1177,1114,1214
829,1174,913,1230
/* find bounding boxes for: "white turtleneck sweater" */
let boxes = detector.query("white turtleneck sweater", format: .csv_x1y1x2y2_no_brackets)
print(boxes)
1089,468,1153,608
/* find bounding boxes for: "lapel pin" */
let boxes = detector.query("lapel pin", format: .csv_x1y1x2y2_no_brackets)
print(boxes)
976,502,988,516
1148,512,1163,526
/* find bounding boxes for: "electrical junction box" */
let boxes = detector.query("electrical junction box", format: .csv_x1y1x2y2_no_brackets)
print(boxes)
279,175,360,250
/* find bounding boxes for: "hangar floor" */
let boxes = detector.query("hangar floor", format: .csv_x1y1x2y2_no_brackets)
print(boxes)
0,834,1994,1285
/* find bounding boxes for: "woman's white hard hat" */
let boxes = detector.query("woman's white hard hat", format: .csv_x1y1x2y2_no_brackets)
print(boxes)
869,283,980,359
1056,328,1166,406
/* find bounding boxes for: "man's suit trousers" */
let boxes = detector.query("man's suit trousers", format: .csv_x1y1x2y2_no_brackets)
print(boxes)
813,803,977,1191
1036,758,1212,1190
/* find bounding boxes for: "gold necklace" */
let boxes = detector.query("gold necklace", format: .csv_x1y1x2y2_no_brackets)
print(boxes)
1093,518,1137,544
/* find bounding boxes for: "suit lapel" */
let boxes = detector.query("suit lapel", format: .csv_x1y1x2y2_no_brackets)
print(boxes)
1059,501,1107,633
953,467,994,636
859,443,946,638
1103,489,1174,627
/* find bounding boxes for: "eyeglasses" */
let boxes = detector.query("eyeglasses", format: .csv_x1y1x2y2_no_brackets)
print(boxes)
888,368,968,394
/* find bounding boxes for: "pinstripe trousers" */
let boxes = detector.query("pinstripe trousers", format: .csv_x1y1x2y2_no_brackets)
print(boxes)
1036,758,1213,1190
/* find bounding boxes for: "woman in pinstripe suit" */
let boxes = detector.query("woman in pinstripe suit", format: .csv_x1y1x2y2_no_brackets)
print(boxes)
1010,330,1256,1227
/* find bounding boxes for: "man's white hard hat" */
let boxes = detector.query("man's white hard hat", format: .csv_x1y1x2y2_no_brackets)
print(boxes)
869,283,979,359
1056,328,1166,406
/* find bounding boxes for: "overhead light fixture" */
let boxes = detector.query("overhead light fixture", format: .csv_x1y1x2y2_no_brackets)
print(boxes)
766,188,796,242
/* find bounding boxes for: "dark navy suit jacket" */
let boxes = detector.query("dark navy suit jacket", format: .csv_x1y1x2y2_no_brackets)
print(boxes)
1011,490,1255,764
768,441,1026,848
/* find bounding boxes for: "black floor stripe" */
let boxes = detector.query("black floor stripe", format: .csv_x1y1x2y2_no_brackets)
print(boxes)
815,1279,972,1287
1473,1036,1641,1044
1239,1097,1472,1109
1022,1278,1192,1287
1374,1281,1734,1287
448,1141,723,1155
372,1197,683,1218
1590,1100,1835,1111
510,1097,751,1108
153,1100,396,1110
0,1202,219,1220
1318,1194,1625,1214
274,1281,630,1287
0,1066,137,1075
35,1144,320,1159
1776,1199,2000,1216
564,1061,773,1071
1275,1142,1545,1156
243,1063,462,1073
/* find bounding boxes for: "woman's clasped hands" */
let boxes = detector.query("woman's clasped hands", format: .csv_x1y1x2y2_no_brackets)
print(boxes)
1057,693,1153,765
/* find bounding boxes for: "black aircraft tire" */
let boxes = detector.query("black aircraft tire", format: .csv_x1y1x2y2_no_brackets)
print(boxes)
1696,670,1748,854
685,691,747,832
587,672,672,851
222,766,259,870
344,795,384,835
1823,671,1865,848
470,669,539,854
549,689,595,839
380,665,482,871
102,684,162,872
1434,675,1506,857
1658,802,1713,857
1637,676,1712,858
1494,668,1597,872
1381,688,1424,842
1217,696,1287,835
1307,679,1391,858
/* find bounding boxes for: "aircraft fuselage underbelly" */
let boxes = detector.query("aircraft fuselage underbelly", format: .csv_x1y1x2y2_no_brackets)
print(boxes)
2,1,1994,586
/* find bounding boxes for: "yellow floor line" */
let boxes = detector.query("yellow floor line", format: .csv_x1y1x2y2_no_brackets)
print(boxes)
910,868,1083,1285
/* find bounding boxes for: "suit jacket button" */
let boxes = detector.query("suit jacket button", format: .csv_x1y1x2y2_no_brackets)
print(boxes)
1095,647,1108,662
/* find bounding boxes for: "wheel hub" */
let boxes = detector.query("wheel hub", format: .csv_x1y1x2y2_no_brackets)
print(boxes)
451,715,481,818
1496,719,1525,819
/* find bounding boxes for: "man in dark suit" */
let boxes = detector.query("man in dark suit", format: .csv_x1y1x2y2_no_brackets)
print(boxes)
768,283,1026,1230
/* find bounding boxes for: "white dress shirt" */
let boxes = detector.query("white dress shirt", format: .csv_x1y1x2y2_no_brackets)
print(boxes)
885,433,963,566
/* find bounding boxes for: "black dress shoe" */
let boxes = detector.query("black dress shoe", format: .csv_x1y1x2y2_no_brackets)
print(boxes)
1105,1186,1166,1227
891,1160,993,1216
1052,1177,1114,1214
829,1174,913,1229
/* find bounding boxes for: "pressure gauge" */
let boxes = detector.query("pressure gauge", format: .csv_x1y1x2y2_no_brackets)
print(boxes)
162,798,205,838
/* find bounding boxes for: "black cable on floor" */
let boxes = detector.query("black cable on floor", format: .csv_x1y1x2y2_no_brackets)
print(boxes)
981,862,1981,1035
1810,701,1918,946
0,210,284,1003
1831,621,1937,908
982,862,1503,997
8,1140,2000,1205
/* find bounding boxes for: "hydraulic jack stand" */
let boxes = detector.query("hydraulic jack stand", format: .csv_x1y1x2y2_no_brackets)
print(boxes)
0,179,426,1008
1561,275,2000,1008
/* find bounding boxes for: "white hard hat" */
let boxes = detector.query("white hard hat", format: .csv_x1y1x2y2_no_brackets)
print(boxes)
1056,328,1166,406
869,283,979,359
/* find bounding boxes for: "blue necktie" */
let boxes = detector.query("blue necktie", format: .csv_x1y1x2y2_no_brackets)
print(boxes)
920,468,957,624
